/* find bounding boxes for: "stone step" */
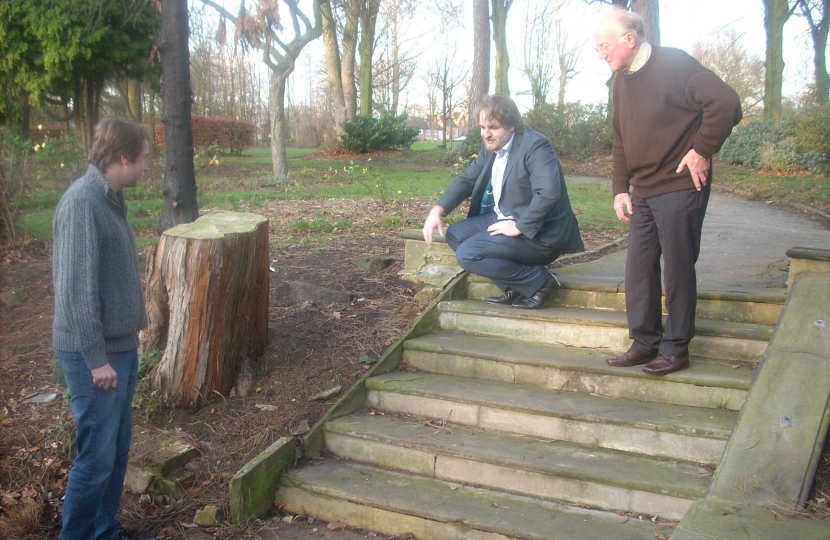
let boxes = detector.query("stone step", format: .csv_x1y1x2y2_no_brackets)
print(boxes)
325,414,711,520
276,460,676,540
437,300,772,362
402,333,754,411
365,372,736,464
465,271,786,326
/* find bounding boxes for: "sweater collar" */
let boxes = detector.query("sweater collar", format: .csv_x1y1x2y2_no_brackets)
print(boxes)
86,163,125,209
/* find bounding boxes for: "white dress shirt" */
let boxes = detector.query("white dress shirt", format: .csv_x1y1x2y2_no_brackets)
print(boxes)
491,135,515,220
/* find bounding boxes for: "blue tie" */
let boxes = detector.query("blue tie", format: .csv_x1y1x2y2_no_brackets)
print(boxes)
480,179,495,214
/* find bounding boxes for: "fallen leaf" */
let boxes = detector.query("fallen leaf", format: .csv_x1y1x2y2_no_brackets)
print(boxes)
332,312,341,319
732,364,740,369
572,502,591,509
654,532,667,540
359,355,377,364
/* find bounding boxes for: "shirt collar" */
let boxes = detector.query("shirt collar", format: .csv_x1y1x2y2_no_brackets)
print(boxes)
627,42,652,74
498,134,515,156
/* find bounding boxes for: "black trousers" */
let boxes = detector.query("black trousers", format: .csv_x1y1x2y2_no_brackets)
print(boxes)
445,213,553,298
625,186,710,357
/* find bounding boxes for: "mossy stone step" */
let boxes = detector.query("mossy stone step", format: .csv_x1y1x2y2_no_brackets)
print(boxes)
276,460,676,540
437,300,771,362
325,414,711,520
403,333,753,411
365,372,736,464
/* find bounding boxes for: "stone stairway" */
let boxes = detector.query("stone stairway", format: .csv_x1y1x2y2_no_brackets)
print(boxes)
276,273,785,539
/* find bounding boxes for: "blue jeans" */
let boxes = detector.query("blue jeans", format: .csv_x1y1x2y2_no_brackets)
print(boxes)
59,349,138,540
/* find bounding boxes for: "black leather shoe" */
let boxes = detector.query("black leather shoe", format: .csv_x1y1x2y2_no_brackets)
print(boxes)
606,348,658,367
486,288,523,305
642,354,690,375
512,273,560,309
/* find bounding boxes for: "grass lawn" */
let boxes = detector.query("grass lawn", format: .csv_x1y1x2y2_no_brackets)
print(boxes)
23,142,827,250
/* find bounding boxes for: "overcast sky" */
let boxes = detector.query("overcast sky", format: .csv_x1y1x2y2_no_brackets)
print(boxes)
203,0,817,114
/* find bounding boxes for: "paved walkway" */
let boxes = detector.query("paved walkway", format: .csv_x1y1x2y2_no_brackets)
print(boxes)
561,177,830,289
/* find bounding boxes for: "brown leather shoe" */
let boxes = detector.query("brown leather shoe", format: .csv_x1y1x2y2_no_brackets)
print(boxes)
642,354,690,375
606,348,658,367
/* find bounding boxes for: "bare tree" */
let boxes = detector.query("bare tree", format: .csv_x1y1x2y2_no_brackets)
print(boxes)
521,2,556,109
202,0,323,178
491,0,514,95
374,0,418,115
358,0,382,115
797,0,830,105
762,0,798,123
693,30,765,117
321,0,359,138
554,16,586,106
469,0,490,121
428,52,470,147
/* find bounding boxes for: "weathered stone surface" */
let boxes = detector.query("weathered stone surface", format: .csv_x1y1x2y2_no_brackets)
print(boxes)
229,436,294,523
354,256,395,274
290,419,311,436
194,505,222,526
130,432,200,476
273,282,353,305
124,464,154,493
0,288,24,307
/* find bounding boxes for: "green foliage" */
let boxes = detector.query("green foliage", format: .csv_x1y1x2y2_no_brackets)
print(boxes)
0,0,159,122
31,132,87,185
760,137,802,173
138,349,162,380
524,103,612,160
338,114,419,153
719,121,786,168
442,134,481,170
793,103,830,174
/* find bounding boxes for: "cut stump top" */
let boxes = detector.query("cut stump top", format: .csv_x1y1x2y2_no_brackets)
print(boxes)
163,211,267,239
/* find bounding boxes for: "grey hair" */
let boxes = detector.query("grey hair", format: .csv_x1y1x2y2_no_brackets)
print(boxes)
608,6,646,41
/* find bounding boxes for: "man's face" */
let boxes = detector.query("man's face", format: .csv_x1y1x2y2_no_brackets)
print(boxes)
479,112,515,152
595,27,637,73
120,140,150,188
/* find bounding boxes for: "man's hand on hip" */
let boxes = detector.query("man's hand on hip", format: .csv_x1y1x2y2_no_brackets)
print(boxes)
422,206,445,245
614,193,633,224
677,149,710,191
487,220,521,237
91,363,118,391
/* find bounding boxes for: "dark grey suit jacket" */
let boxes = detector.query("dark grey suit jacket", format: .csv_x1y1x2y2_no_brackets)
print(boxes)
436,127,584,259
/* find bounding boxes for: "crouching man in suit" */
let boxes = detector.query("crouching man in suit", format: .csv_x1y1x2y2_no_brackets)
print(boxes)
422,94,584,309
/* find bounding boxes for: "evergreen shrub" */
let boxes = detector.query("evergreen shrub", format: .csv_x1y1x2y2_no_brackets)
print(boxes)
524,103,612,160
338,114,419,153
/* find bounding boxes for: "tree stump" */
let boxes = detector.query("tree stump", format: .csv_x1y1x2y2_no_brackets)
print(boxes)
141,211,269,407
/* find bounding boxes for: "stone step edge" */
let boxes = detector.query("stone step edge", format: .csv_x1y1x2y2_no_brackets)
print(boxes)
365,372,735,441
403,332,755,391
277,460,674,540
438,300,775,342
466,273,787,304
324,414,710,500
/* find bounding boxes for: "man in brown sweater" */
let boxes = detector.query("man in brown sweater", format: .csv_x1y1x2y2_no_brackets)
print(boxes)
595,7,742,375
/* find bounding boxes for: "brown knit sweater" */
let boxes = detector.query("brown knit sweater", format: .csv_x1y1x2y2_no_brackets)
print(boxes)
611,45,742,199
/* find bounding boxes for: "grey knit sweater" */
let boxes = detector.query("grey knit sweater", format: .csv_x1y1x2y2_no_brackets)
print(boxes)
52,164,147,370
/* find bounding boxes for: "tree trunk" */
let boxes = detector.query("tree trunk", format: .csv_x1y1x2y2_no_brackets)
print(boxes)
470,0,490,121
270,71,289,178
491,0,512,95
359,0,381,115
802,0,830,105
630,0,660,45
342,3,359,122
127,79,143,122
141,211,270,407
149,87,157,147
763,0,791,123
157,0,199,233
322,0,347,137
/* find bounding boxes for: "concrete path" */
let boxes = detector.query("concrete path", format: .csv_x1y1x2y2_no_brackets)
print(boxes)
561,177,830,288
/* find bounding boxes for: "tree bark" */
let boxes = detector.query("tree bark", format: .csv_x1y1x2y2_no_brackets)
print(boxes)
491,0,512,95
127,79,143,122
359,0,381,115
763,0,793,123
157,0,199,233
799,0,830,105
321,0,347,136
270,70,290,178
141,211,270,407
630,0,660,45
470,0,490,121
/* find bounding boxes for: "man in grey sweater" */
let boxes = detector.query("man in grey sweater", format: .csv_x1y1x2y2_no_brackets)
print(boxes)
53,117,156,540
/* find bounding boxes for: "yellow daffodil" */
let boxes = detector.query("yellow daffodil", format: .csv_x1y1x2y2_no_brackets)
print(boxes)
60,163,65,168
37,124,43,130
